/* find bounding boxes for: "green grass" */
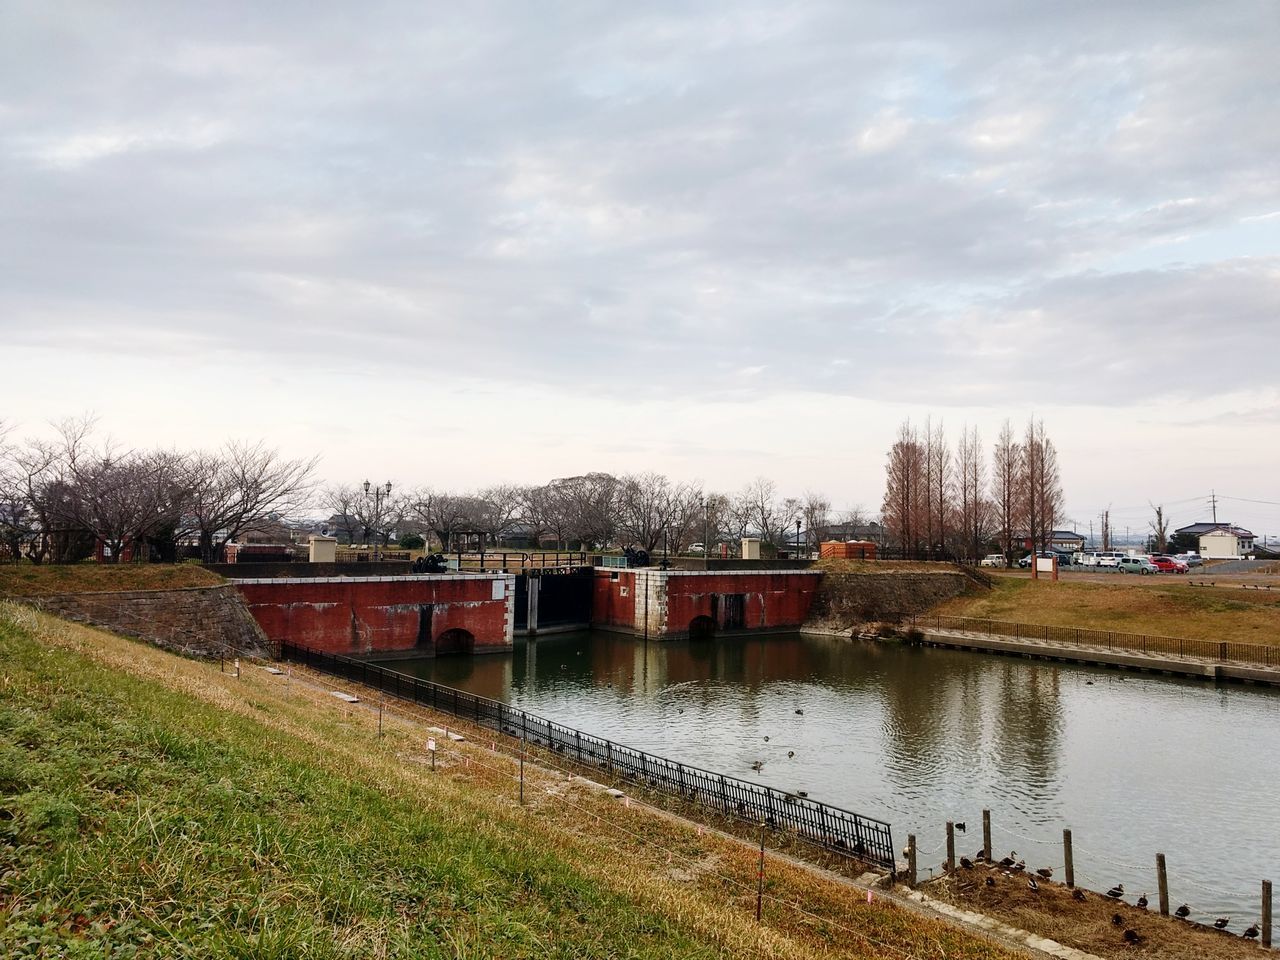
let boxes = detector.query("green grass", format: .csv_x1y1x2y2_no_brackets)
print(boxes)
0,618,715,958
0,607,1019,959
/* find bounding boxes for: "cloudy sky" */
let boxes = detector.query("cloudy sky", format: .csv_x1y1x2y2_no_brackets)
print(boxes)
3,1,1278,537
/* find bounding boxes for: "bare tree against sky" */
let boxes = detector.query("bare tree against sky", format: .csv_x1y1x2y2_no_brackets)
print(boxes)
991,420,1022,561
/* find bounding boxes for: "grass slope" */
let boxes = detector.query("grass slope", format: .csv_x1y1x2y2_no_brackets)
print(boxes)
0,564,224,598
933,577,1280,645
0,606,1014,959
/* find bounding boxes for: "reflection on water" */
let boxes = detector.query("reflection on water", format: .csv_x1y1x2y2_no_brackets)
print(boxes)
381,631,1280,921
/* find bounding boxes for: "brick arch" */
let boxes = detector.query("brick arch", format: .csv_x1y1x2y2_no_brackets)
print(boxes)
688,615,717,640
435,627,475,656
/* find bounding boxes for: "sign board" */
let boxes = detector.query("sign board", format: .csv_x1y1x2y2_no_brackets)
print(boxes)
427,737,437,753
491,579,504,600
1035,556,1057,574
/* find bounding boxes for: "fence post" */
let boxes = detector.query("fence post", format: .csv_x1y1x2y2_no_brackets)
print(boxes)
1263,878,1272,948
1157,853,1169,916
907,834,917,887
1063,829,1074,888
982,809,991,861
945,821,955,872
756,821,767,921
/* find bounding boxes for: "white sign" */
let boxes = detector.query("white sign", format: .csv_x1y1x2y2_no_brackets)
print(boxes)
491,579,505,600
427,737,437,753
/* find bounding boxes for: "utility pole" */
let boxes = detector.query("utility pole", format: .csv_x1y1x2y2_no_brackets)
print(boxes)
1210,489,1218,524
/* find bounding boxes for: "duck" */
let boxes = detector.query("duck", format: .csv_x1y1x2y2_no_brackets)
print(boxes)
974,849,987,862
750,760,765,772
999,851,1017,868
985,876,995,887
1036,867,1053,879
1111,913,1124,926
1072,889,1087,902
1011,860,1026,873
1243,923,1260,940
787,750,795,758
960,857,974,870
1122,929,1143,945
795,790,808,798
1027,877,1039,893
1174,903,1190,919
1135,893,1148,910
955,822,966,833
794,708,804,715
1106,884,1124,899
1213,917,1230,930
763,735,770,742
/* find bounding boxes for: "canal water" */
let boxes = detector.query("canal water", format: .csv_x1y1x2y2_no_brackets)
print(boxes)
381,631,1280,924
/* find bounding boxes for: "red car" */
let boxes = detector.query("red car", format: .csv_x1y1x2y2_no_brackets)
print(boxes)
1150,556,1187,573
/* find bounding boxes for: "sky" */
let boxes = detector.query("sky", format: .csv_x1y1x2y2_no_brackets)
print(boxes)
2,1,1278,539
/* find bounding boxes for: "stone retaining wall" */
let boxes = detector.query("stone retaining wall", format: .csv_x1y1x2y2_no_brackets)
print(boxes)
803,572,973,635
23,584,272,659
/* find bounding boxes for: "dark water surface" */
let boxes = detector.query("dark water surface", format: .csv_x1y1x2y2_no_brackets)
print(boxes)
381,631,1279,923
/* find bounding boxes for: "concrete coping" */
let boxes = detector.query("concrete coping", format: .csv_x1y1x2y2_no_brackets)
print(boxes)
229,573,514,586
616,568,824,577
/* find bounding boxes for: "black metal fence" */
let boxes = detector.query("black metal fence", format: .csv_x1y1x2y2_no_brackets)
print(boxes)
913,614,1279,668
280,641,896,871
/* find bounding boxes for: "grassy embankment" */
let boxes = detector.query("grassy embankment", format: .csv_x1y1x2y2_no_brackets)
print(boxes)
0,604,1017,959
933,576,1280,646
0,563,224,598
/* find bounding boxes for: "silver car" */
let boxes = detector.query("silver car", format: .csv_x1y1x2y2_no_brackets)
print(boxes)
1117,556,1159,575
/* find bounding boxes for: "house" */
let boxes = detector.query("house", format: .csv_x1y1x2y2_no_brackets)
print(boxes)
1174,522,1255,559
1023,531,1086,553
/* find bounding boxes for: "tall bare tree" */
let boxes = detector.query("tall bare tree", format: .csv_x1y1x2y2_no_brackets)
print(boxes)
926,418,951,558
882,420,925,558
1022,417,1063,554
954,424,989,562
1149,502,1169,553
801,491,832,552
990,419,1022,561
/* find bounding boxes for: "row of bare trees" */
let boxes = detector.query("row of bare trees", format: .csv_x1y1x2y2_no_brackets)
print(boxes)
0,418,316,563
319,473,862,555
882,417,1064,561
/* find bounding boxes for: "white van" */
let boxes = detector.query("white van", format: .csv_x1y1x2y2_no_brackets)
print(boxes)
1096,551,1125,568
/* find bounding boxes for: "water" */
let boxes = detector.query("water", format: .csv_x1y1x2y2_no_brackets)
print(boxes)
381,631,1280,924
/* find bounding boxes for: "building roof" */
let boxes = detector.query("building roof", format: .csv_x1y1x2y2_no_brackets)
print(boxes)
1200,525,1255,539
1049,530,1085,540
1177,521,1254,538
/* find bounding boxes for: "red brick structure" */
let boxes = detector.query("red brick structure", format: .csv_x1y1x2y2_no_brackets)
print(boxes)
819,540,878,560
592,569,823,640
233,574,515,657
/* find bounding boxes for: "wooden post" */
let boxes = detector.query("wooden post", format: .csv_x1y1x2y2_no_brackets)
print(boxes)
519,737,526,805
907,834,918,888
1063,829,1074,888
982,809,991,862
1263,878,1272,948
945,821,955,873
1157,853,1169,916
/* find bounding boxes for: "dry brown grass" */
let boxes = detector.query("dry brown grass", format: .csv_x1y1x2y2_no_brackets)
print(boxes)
925,864,1266,960
816,559,966,574
0,562,224,597
932,577,1280,646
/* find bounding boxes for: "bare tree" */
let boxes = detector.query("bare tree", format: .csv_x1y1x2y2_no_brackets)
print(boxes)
926,418,951,559
954,424,989,562
617,472,680,552
882,420,925,558
801,491,832,552
476,484,524,545
990,419,1022,562
1100,508,1112,551
1149,502,1169,553
1022,418,1063,555
183,442,317,562
320,484,365,544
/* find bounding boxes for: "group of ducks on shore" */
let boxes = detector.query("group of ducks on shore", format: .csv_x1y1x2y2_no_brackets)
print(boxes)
961,852,1263,943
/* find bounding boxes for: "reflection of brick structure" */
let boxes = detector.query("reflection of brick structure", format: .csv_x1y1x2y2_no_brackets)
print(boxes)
233,574,515,656
592,569,822,640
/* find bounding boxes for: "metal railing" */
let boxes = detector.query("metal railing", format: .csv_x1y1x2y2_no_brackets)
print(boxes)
280,641,896,871
912,615,1278,668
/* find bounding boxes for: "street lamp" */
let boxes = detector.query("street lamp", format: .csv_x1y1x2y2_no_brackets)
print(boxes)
701,495,710,568
795,519,802,558
364,479,392,561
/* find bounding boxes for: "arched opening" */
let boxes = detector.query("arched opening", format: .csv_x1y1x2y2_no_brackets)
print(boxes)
688,615,717,640
435,628,475,656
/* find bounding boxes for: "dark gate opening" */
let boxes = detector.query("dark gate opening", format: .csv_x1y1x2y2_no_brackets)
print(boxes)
435,628,475,656
689,615,717,640
723,593,746,630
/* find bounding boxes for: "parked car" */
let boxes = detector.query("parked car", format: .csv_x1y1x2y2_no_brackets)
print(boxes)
979,554,1007,568
1018,551,1057,568
688,542,706,555
1174,552,1204,567
1150,556,1187,573
1077,551,1101,567
1096,551,1125,568
1117,556,1159,575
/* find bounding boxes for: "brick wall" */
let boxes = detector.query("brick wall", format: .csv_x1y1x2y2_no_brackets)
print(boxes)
24,585,272,659
591,569,823,639
233,574,514,657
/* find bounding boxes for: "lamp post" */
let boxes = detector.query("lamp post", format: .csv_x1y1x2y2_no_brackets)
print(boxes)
795,519,802,558
364,479,392,561
701,495,710,569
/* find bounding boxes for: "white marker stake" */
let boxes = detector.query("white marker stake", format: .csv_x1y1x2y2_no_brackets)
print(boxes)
427,737,437,771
